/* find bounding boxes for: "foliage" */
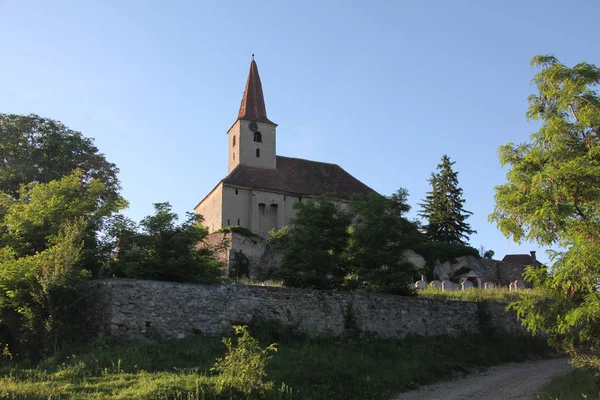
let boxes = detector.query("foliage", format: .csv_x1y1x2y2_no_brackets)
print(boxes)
211,325,279,394
274,196,352,290
536,366,600,400
0,218,91,359
216,225,258,238
483,249,495,259
345,190,420,295
418,286,547,303
0,170,126,274
109,202,223,284
266,226,290,246
0,331,550,400
490,55,600,370
230,251,250,278
0,113,121,202
419,155,475,245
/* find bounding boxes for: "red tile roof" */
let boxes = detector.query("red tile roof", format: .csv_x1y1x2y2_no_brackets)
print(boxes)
222,156,375,199
238,60,274,124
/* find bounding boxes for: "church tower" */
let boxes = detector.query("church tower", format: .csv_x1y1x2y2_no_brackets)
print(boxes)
227,58,277,173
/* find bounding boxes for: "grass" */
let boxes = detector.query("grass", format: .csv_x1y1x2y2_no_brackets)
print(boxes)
230,277,284,287
417,286,547,302
536,367,600,399
0,331,552,400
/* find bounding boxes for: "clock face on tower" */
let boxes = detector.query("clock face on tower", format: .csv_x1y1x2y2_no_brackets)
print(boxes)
248,122,258,132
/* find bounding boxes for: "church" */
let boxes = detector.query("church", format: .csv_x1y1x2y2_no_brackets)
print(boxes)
195,59,374,236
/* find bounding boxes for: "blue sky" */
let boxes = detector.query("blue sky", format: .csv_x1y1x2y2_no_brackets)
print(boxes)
1,0,598,264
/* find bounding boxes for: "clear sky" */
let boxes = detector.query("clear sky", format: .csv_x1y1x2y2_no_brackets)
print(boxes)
1,0,599,264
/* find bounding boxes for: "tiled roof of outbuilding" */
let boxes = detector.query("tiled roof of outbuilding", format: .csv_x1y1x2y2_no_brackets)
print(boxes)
502,254,542,267
222,156,375,200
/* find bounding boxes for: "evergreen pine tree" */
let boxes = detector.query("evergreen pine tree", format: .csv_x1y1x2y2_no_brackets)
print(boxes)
419,155,475,245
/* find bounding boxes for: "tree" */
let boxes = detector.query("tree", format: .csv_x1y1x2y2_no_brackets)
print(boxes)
274,196,352,290
419,155,475,245
490,55,600,370
346,189,420,295
0,170,126,274
109,202,223,284
0,218,91,358
0,113,121,201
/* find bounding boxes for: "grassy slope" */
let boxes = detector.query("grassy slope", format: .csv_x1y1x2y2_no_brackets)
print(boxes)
536,368,600,400
417,287,546,303
0,333,550,400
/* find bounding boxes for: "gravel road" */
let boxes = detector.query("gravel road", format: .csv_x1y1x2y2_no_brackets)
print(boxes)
394,358,571,400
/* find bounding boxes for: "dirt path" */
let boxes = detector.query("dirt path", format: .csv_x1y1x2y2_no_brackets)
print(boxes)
394,358,571,400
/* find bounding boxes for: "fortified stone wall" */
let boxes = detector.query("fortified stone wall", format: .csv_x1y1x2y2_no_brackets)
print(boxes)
200,231,266,277
87,279,526,340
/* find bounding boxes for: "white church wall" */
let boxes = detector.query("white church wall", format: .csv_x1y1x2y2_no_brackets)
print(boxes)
195,184,223,232
222,185,252,228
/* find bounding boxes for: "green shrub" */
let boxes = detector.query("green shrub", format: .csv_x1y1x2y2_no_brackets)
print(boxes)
211,325,281,395
230,251,250,278
0,218,91,359
266,227,290,246
216,226,258,238
109,203,223,284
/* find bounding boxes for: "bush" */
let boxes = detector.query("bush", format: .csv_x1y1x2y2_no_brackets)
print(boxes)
266,227,290,246
0,219,91,359
211,326,281,395
229,251,250,278
216,226,258,238
109,203,223,284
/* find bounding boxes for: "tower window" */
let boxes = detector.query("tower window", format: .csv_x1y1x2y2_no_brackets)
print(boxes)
233,136,236,146
227,219,230,226
235,189,238,195
256,148,260,158
233,153,235,160
254,132,262,142
237,218,240,225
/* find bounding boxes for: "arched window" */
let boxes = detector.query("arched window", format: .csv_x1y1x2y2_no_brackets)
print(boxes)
254,132,262,142
233,153,235,160
256,148,260,158
232,136,236,146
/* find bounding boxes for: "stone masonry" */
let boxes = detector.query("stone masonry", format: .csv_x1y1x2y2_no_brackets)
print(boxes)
87,279,526,340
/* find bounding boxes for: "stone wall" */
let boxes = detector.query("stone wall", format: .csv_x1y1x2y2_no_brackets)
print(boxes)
87,279,525,340
201,231,266,277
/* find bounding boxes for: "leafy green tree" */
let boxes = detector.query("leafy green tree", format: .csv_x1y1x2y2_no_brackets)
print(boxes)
347,189,420,295
110,202,223,284
419,155,475,245
490,55,600,370
0,114,121,201
0,170,126,274
274,196,352,290
0,218,91,358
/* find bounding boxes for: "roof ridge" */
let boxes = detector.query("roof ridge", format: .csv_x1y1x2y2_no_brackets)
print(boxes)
277,155,341,167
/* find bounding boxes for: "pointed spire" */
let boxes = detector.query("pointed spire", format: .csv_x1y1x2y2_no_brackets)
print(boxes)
238,57,274,124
